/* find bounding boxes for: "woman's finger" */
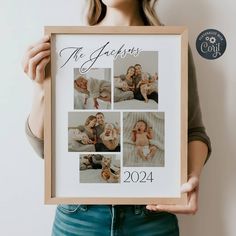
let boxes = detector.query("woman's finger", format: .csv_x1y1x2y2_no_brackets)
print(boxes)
25,42,50,70
23,43,50,76
146,189,199,215
27,42,50,58
146,205,159,211
35,56,50,83
22,36,50,73
158,197,196,214
27,35,50,50
28,50,51,80
181,176,199,193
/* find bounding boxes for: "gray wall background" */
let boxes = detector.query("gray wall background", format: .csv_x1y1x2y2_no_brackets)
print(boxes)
0,0,235,235
114,51,158,76
68,112,120,127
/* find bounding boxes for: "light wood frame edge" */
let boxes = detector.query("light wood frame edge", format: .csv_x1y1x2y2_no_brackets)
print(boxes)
44,26,188,205
180,28,188,204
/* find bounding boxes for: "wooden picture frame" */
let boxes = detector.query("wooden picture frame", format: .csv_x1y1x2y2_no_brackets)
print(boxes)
44,26,188,205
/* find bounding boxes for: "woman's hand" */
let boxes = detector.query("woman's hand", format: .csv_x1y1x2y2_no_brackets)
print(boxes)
22,36,50,140
22,35,50,84
146,141,208,214
146,175,199,215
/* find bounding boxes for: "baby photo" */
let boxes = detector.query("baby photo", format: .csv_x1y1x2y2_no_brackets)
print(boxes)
74,68,111,110
68,112,121,152
123,112,165,167
114,51,158,110
80,154,120,183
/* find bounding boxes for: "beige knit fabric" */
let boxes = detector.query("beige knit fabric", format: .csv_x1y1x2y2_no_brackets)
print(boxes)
123,112,165,167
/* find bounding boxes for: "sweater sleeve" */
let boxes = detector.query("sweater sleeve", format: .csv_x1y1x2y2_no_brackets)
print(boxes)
25,117,44,159
114,75,126,88
87,77,100,98
188,47,211,163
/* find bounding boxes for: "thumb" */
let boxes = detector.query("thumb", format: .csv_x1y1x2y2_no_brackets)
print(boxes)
181,176,199,193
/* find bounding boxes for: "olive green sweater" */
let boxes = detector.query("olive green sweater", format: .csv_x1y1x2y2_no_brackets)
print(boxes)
25,48,211,162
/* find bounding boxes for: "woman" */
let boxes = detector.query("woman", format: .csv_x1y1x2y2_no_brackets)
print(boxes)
124,66,136,91
114,66,135,101
114,66,136,102
78,115,97,145
68,116,97,152
23,0,211,235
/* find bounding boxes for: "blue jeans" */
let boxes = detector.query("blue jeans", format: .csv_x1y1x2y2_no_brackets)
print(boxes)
52,205,179,236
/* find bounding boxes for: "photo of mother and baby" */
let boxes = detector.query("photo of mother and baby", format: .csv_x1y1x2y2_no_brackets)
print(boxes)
68,112,120,152
114,51,159,110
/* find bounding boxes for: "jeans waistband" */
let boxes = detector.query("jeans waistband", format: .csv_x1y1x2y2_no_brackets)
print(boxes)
79,204,144,214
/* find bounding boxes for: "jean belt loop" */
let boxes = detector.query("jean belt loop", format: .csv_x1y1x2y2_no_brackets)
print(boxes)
80,205,88,212
134,205,142,215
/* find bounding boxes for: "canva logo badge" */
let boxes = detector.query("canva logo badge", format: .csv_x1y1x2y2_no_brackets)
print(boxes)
196,29,226,60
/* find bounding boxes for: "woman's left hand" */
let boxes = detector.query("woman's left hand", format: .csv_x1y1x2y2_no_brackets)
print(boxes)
146,175,199,214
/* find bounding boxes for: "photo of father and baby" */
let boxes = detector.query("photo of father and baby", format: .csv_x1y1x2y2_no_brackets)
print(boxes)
68,112,120,152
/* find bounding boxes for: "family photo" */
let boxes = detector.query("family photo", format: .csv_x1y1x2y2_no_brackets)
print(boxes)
74,68,112,110
114,51,159,110
68,112,120,152
80,154,120,183
123,112,165,167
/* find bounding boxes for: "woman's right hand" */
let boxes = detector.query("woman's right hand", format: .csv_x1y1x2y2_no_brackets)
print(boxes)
22,35,51,83
22,36,50,140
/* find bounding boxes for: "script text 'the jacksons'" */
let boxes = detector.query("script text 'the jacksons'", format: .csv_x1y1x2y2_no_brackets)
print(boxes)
59,41,142,73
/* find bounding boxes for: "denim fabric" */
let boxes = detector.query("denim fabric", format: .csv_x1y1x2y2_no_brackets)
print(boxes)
52,205,179,236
